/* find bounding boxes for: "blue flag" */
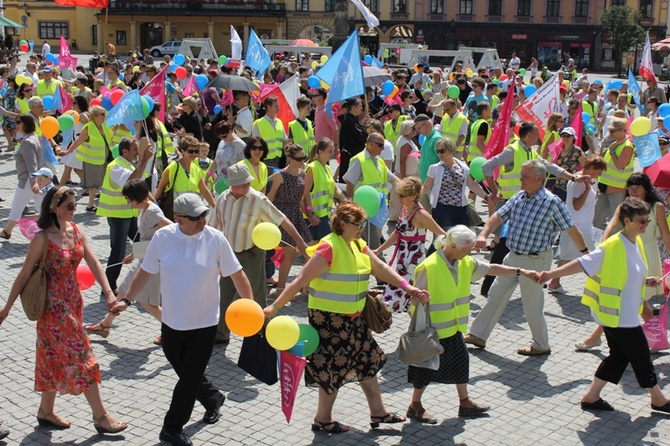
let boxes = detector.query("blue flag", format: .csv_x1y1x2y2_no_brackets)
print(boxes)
371,56,384,69
316,31,365,114
244,29,271,74
49,85,62,113
106,89,144,132
634,131,662,168
628,68,644,113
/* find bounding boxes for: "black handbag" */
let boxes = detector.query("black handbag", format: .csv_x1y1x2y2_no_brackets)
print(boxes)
159,162,178,221
237,329,278,385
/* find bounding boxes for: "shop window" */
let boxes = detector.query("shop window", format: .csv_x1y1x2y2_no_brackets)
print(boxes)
517,0,531,16
546,0,560,17
430,0,444,13
296,0,309,11
116,31,126,46
575,0,588,17
640,0,653,18
393,0,407,13
38,21,68,40
363,0,377,13
459,0,473,15
489,0,502,15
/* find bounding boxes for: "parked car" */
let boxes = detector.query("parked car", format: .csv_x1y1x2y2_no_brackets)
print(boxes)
149,41,182,57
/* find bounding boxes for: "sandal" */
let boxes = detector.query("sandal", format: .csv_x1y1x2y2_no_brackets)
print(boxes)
85,323,111,339
0,229,10,240
370,412,406,428
311,419,349,434
93,413,128,434
86,206,97,212
406,406,438,424
37,409,71,430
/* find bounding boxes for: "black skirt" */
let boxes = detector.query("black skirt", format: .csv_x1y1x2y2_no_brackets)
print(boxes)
408,332,469,388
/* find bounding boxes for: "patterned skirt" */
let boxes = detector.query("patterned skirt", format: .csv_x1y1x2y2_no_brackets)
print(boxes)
305,308,386,395
407,332,469,388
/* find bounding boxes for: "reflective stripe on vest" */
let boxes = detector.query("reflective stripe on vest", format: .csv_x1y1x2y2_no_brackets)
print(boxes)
255,116,284,160
441,112,467,151
352,151,388,196
413,253,475,338
599,140,634,188
467,118,491,161
97,156,137,218
308,161,335,218
307,234,371,314
76,122,111,166
111,127,133,145
157,121,176,157
498,142,539,199
581,233,647,327
289,119,315,151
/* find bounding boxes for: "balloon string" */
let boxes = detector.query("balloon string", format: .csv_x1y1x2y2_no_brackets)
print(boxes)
280,241,296,249
104,261,125,269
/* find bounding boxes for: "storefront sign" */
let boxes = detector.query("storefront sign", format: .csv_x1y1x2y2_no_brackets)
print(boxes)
512,34,527,40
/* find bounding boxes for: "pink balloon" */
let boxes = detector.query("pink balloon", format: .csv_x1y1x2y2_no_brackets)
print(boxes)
76,265,96,291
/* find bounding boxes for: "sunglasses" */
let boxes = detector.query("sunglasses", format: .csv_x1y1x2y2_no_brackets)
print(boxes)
251,145,264,151
291,155,307,162
437,149,447,154
660,142,670,146
348,220,366,229
368,140,384,146
185,149,199,154
177,210,209,221
63,202,77,211
560,134,573,138
634,217,651,224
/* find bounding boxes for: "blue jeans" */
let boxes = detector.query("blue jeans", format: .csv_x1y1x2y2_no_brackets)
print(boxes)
309,215,331,240
427,203,470,256
106,217,138,291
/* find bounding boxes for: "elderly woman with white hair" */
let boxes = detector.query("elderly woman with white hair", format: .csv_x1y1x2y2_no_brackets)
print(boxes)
406,225,539,424
389,119,419,221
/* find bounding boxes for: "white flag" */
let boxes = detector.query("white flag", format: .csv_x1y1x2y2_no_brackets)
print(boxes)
231,25,243,61
640,31,657,83
515,75,561,138
350,0,379,30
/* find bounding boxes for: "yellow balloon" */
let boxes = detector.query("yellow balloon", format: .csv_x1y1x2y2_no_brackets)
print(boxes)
266,316,300,351
252,222,281,250
133,66,140,73
630,116,651,136
65,109,80,125
311,60,318,69
320,55,328,64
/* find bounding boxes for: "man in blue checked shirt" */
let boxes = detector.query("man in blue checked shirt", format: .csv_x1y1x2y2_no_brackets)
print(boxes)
464,160,589,356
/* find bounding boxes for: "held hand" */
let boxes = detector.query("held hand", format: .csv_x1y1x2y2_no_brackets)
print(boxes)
537,271,551,284
474,236,488,252
308,215,320,227
573,174,591,184
105,292,117,312
263,305,278,319
488,192,502,205
122,253,134,264
646,277,663,287
297,241,309,259
109,301,128,316
521,269,541,283
31,183,41,194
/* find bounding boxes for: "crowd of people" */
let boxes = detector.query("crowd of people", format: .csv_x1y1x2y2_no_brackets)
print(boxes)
0,44,669,444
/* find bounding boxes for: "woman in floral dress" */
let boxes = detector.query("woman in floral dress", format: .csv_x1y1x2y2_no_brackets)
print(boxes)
0,187,127,434
374,177,446,313
2,76,18,152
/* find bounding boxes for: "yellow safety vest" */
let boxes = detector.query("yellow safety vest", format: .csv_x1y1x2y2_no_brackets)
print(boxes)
467,118,491,162
307,160,335,218
15,97,29,113
351,151,389,196
36,79,60,98
163,160,205,199
156,120,175,157
599,140,635,189
413,253,475,339
111,126,133,146
97,156,139,218
582,233,647,327
106,78,126,90
582,100,598,126
441,112,467,152
306,233,371,314
255,116,284,160
498,142,539,199
540,130,559,161
194,157,215,191
288,119,315,152
238,159,268,192
490,95,500,110
383,117,406,147
76,121,112,166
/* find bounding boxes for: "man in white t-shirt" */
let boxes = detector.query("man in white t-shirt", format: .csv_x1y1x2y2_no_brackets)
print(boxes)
41,40,51,58
113,193,253,446
509,53,521,71
233,91,253,139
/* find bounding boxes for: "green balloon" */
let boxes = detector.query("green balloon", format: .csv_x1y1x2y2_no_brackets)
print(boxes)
447,85,460,99
469,156,486,181
140,96,151,118
298,324,320,356
214,177,229,194
218,55,227,66
519,68,527,76
111,144,119,159
57,114,75,131
353,185,381,217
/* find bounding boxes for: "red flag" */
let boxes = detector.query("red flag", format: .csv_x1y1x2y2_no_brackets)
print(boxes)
59,35,78,71
640,31,658,83
484,83,516,159
279,351,307,423
182,76,198,97
141,66,168,122
275,92,296,134
54,0,109,7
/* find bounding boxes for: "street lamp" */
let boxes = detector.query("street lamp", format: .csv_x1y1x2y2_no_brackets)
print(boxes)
21,2,30,17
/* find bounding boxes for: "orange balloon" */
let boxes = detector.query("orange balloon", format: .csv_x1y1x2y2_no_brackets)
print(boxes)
40,116,59,139
388,85,399,98
65,109,80,125
225,299,264,337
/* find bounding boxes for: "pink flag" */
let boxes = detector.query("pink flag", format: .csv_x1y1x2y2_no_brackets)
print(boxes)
18,217,40,240
220,89,234,108
58,84,73,114
549,103,583,162
279,351,307,423
484,83,516,159
141,65,168,122
58,35,78,71
182,76,198,97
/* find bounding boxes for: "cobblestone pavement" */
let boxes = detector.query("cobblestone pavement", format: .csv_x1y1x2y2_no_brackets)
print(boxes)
0,150,669,445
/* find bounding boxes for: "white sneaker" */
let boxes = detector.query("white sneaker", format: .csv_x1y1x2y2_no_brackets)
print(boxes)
575,339,602,351
547,286,567,294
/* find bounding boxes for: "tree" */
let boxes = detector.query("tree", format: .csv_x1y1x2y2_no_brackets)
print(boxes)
600,6,645,76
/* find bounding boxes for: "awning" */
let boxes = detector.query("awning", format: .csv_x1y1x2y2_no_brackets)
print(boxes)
0,16,24,28
652,38,670,51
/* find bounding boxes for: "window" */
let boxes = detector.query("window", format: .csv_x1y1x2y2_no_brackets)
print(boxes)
325,0,334,11
489,0,502,15
517,0,531,16
612,0,625,5
116,30,126,46
38,21,68,40
575,0,588,16
546,0,560,16
363,0,377,13
640,0,653,18
430,0,443,13
393,0,407,13
296,0,309,11
459,0,473,14
92,24,97,46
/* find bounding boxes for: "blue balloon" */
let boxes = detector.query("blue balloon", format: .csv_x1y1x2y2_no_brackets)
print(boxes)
659,103,670,118
593,79,603,85
101,95,113,111
498,81,504,88
418,134,426,146
307,75,321,89
195,74,209,90
174,54,185,66
42,95,54,110
586,124,595,135
54,56,59,65
381,80,394,96
165,81,175,93
610,80,623,90
142,95,154,114
169,63,176,73
45,53,56,63
663,115,670,130
582,111,591,123
213,105,222,115
363,55,373,64
523,85,537,97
